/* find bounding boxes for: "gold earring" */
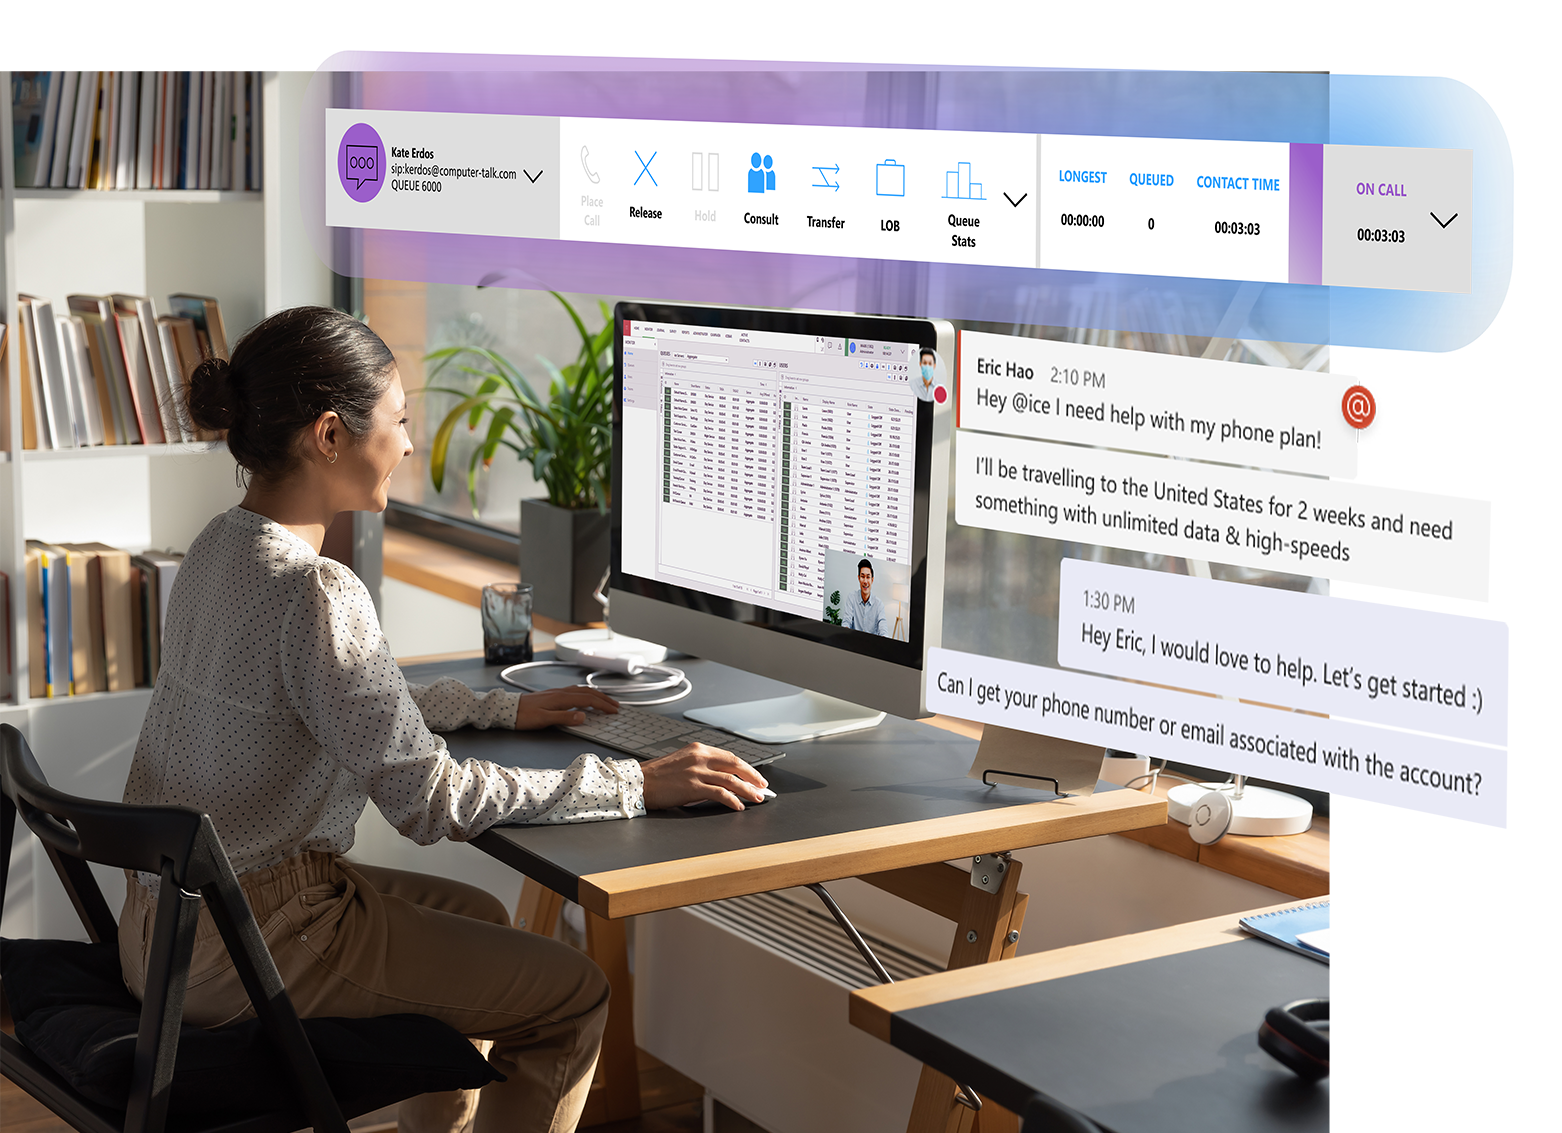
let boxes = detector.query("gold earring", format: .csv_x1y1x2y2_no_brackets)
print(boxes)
327,452,339,464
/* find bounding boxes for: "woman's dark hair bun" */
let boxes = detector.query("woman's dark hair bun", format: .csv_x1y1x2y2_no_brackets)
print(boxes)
192,306,395,482
186,356,241,434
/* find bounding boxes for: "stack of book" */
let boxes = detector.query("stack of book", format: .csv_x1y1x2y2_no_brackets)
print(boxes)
22,542,183,699
11,71,263,191
14,291,227,450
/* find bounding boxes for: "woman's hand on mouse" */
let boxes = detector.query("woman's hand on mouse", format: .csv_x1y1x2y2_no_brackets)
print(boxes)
513,685,620,730
640,744,769,811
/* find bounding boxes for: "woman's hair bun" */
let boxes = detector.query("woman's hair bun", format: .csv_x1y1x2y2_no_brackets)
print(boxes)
198,306,394,482
186,355,240,433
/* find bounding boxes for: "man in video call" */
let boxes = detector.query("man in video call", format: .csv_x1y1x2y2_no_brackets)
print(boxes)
843,558,892,636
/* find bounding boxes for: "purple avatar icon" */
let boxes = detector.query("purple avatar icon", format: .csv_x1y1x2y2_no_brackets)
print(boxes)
338,122,385,202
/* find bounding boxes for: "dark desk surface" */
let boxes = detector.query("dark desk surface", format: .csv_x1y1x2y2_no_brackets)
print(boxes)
408,656,1166,917
852,907,1329,1133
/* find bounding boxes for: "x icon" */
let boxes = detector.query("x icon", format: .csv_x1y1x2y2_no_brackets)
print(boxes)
634,150,658,187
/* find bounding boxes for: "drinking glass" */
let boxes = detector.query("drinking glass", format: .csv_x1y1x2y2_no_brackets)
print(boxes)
481,582,534,665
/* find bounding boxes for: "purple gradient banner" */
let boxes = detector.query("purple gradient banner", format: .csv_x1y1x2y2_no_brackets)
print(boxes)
309,59,1511,351
313,50,1218,73
1288,143,1324,286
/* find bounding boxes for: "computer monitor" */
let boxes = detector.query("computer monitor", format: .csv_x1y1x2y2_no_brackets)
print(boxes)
609,302,953,742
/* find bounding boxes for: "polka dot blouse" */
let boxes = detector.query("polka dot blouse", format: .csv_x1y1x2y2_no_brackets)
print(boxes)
123,506,645,877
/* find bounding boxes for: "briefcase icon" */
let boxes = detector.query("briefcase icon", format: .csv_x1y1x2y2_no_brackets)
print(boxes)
875,159,906,197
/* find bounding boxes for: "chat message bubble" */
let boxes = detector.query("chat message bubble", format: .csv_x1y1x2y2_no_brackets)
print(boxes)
1057,559,1507,745
958,330,1357,478
949,334,1512,609
345,143,380,190
956,430,1489,599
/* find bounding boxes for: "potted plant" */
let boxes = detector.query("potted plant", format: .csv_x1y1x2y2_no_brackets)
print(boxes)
424,292,614,624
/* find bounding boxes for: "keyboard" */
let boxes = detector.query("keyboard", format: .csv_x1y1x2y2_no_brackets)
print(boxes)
560,703,787,768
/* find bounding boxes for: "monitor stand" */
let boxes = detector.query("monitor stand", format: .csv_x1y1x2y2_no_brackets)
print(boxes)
684,690,887,745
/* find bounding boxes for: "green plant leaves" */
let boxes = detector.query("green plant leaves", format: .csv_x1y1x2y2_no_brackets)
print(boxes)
419,292,615,513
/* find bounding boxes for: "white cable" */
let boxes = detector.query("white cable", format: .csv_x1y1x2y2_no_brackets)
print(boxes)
500,660,693,706
586,665,691,705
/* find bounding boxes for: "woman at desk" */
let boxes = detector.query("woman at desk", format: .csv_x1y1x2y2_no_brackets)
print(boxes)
118,307,770,1133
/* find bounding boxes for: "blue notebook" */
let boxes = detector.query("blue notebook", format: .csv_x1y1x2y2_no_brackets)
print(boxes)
1239,900,1330,965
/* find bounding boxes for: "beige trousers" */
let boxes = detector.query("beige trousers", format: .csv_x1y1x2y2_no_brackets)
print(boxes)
119,852,608,1133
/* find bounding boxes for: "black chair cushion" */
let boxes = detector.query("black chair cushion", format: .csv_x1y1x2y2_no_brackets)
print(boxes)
2,938,502,1119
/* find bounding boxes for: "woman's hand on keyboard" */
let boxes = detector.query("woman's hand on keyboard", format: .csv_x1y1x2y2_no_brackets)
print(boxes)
513,685,620,730
641,744,770,811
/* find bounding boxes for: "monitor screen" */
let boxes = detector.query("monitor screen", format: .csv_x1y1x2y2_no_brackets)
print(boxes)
612,302,942,678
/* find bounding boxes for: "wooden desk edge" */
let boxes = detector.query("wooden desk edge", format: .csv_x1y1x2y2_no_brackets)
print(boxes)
576,789,1166,919
922,717,1331,898
848,896,1328,1042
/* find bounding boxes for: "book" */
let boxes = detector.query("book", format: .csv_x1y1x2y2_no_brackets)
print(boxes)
194,50,212,191
135,551,182,635
0,325,9,448
24,545,45,698
114,306,167,444
116,295,184,442
114,70,138,190
1239,899,1330,965
16,305,44,448
68,295,136,444
65,72,97,189
92,70,113,190
54,544,104,694
132,551,183,682
37,72,65,187
203,48,218,189
156,317,199,440
56,314,106,446
48,71,80,187
10,72,56,188
73,544,136,691
168,294,229,361
156,71,171,189
210,71,227,190
179,72,194,189
135,71,156,189
19,295,76,449
14,322,42,450
27,541,73,697
158,316,213,440
34,296,81,446
229,72,242,193
128,565,146,687
242,72,254,190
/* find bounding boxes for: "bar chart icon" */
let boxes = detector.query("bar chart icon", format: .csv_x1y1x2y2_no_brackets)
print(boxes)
943,162,985,201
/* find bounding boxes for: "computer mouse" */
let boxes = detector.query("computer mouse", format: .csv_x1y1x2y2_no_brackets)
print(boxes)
682,787,775,810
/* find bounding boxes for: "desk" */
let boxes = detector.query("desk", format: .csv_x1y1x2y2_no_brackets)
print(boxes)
925,717,1330,899
406,654,1167,1132
850,904,1330,1133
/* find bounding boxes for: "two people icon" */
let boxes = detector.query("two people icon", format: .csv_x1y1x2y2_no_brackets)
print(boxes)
748,153,775,193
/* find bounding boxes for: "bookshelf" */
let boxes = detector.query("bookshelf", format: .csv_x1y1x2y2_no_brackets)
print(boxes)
15,188,261,203
2,69,348,940
0,69,374,942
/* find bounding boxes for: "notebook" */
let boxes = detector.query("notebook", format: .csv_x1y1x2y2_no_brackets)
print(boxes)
1237,900,1399,962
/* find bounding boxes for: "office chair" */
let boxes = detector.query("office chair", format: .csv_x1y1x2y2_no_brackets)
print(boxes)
0,723,497,1133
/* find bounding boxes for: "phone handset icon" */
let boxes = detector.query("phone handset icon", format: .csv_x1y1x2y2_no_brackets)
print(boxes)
580,146,600,184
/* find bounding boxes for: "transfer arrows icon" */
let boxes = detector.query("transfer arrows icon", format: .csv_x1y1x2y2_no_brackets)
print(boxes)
1004,191,1028,207
1431,211,1458,228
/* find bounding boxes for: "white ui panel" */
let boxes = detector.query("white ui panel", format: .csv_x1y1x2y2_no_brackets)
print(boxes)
557,116,1039,270
324,108,1470,292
